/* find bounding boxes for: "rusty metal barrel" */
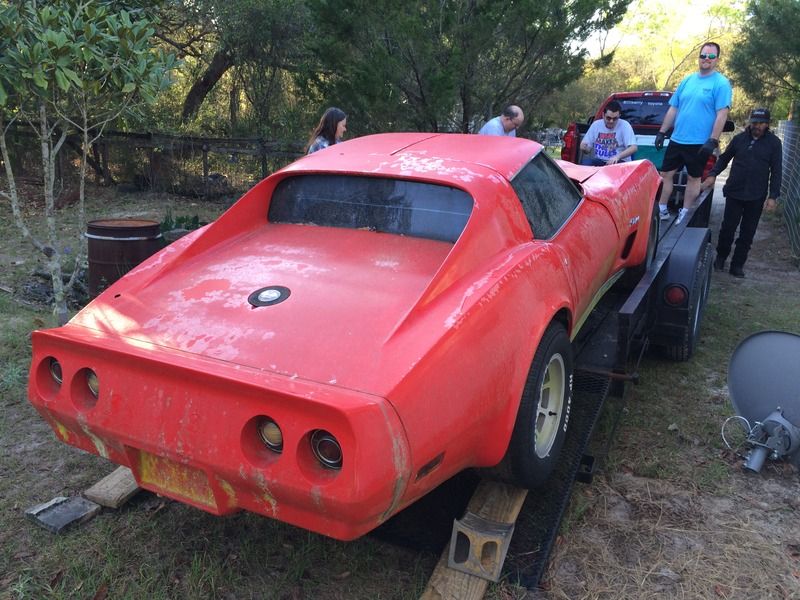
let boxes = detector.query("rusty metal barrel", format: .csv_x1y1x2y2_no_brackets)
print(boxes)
86,219,164,297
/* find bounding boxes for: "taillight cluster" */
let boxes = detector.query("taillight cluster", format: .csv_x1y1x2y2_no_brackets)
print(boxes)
255,417,343,471
40,357,345,473
43,357,99,404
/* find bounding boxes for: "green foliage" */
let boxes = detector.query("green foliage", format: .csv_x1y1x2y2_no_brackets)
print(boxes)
535,0,747,128
0,0,178,324
729,0,800,114
297,0,631,133
0,1,176,121
160,209,205,232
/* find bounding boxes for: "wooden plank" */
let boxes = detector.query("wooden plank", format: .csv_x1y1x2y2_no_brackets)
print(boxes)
420,480,528,600
83,466,140,509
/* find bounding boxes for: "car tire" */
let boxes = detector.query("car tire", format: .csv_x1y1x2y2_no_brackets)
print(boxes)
664,242,712,361
506,322,573,488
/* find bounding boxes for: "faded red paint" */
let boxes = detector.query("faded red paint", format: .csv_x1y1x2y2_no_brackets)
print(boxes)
28,134,660,540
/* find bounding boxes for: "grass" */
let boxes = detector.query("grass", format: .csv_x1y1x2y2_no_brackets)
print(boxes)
547,204,800,598
2,182,800,599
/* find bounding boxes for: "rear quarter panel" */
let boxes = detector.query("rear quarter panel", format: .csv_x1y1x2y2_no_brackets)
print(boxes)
386,241,573,505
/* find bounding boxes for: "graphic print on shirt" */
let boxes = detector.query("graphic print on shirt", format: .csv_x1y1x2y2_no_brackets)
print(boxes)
593,132,620,160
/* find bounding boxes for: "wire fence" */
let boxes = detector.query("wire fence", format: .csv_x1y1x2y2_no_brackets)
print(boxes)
776,120,800,259
3,126,304,202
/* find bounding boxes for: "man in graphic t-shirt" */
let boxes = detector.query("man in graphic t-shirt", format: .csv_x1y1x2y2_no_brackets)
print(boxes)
580,100,638,166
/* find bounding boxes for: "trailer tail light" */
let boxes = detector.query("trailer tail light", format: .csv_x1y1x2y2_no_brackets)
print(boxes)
310,430,343,470
702,154,717,180
664,284,688,307
257,418,283,453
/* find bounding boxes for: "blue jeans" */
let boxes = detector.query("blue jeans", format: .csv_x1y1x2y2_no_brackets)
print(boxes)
580,157,607,166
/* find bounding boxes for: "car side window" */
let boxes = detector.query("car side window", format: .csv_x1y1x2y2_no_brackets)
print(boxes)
510,154,582,240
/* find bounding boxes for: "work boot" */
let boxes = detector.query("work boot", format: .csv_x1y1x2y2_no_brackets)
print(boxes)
729,266,745,278
713,255,725,271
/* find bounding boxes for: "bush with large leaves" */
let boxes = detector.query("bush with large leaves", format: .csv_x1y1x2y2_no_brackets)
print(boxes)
0,0,176,323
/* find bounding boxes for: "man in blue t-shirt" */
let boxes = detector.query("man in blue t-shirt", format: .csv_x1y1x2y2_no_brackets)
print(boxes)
654,41,732,223
478,105,524,137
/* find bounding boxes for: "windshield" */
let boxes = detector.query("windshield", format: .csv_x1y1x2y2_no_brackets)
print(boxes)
268,175,473,243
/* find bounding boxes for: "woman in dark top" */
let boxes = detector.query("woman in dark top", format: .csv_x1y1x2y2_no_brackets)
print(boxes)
306,107,348,154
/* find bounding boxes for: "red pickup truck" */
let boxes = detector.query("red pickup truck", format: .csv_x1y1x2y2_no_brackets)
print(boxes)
561,91,673,167
561,91,730,224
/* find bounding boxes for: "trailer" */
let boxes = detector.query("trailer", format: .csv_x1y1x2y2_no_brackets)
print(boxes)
420,188,715,597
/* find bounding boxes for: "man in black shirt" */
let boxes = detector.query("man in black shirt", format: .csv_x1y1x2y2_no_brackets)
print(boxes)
701,108,782,278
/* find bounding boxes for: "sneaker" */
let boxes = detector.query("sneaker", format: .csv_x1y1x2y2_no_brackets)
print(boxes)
675,207,689,224
730,266,745,278
659,207,671,220
713,255,725,271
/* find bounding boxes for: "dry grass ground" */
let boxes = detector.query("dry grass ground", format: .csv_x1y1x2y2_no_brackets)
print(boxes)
531,191,800,600
1,179,799,599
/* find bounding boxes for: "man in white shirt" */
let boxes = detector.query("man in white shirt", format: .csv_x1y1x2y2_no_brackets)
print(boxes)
580,100,638,166
478,105,524,136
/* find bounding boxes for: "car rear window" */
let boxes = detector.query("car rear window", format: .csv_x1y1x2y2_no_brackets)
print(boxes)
268,175,473,243
616,98,670,126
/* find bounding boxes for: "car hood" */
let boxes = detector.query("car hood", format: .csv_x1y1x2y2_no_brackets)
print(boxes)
71,223,453,394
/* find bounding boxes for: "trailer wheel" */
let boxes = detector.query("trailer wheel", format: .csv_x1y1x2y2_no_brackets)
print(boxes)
507,323,573,488
665,243,712,361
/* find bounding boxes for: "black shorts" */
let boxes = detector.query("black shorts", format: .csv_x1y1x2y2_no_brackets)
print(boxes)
660,141,707,178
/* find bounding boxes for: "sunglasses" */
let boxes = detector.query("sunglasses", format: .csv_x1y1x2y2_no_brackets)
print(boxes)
699,53,718,59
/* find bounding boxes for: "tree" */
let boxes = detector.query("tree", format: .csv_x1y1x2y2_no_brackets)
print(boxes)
147,0,309,135
298,0,631,134
535,0,746,128
729,0,800,117
0,0,176,324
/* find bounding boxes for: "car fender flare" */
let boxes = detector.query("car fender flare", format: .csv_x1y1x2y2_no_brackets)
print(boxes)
488,308,573,465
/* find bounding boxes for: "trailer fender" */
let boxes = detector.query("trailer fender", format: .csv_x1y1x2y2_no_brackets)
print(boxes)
650,227,713,360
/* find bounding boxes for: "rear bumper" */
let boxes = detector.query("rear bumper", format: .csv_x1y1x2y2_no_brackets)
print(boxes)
28,326,411,540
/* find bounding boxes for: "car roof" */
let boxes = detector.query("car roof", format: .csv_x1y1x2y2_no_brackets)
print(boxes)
285,133,542,186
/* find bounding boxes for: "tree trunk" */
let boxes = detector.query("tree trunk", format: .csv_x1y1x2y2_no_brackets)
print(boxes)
181,48,235,122
38,104,70,325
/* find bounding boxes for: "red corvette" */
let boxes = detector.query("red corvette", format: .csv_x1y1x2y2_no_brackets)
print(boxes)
28,133,661,540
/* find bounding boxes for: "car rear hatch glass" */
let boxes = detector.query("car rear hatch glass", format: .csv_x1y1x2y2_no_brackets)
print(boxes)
268,174,473,243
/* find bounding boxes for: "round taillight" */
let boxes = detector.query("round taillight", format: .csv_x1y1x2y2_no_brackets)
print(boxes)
86,369,99,398
664,284,688,307
257,418,283,453
49,358,63,385
310,430,342,470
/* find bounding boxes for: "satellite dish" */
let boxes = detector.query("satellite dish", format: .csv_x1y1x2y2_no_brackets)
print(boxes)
728,331,800,424
727,331,800,472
